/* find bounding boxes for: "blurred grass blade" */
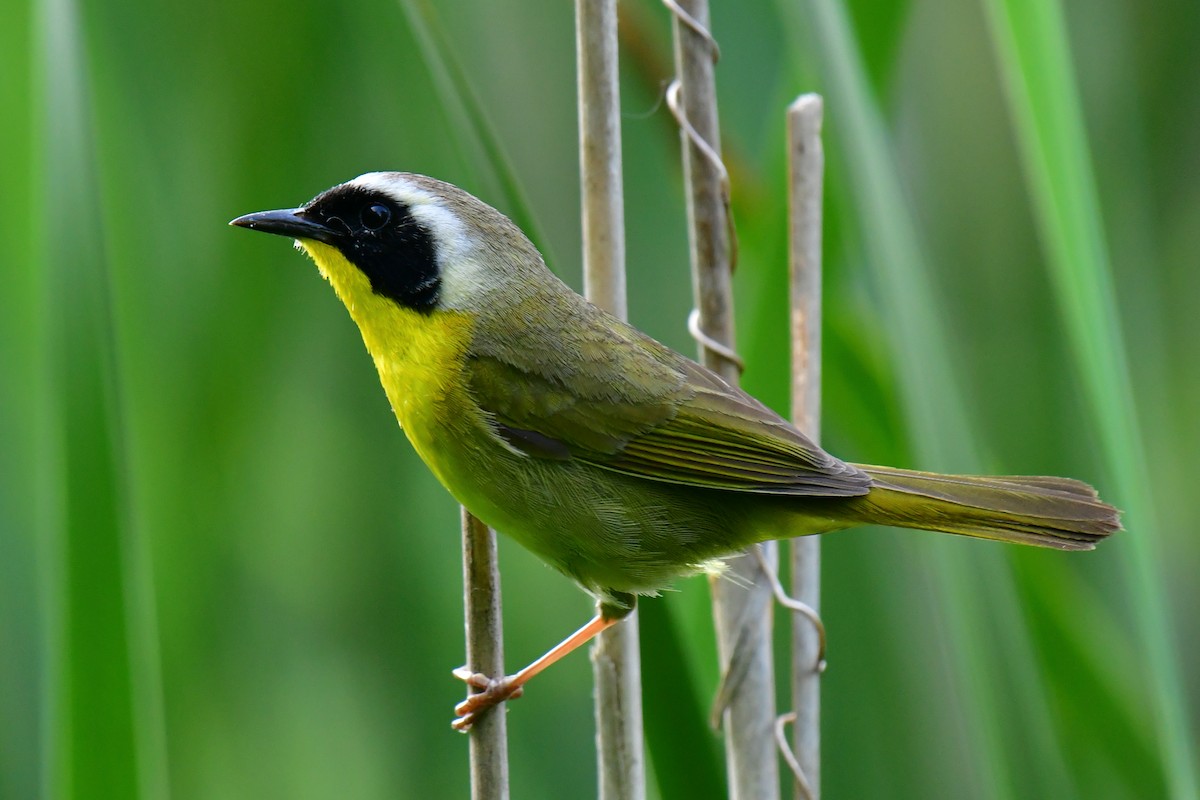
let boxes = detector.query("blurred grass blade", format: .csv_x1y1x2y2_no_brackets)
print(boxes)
0,0,40,796
981,0,1200,795
396,0,552,261
777,0,1098,796
1015,561,1167,795
780,4,1005,796
638,600,724,800
783,0,974,461
33,0,167,796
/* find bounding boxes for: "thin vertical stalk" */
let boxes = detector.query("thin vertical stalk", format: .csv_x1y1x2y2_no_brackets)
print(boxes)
577,1,644,797
785,1,1075,795
787,94,824,800
578,0,628,320
461,509,509,799
668,1,780,797
982,0,1199,794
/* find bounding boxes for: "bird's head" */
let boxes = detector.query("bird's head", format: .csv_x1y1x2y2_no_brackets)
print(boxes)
231,172,550,319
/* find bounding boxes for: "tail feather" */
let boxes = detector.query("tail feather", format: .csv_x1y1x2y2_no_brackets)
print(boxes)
845,465,1122,551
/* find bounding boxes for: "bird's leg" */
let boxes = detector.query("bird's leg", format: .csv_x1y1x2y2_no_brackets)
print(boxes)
451,614,618,731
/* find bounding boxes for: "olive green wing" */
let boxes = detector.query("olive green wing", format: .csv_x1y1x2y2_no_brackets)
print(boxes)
602,357,870,495
466,320,869,497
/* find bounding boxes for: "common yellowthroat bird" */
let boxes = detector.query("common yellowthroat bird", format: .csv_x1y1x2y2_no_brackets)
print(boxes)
232,172,1120,730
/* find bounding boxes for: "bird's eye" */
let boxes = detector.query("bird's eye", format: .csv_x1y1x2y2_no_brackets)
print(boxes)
361,203,392,231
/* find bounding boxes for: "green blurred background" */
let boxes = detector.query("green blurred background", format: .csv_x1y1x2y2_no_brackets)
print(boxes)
3,0,1197,797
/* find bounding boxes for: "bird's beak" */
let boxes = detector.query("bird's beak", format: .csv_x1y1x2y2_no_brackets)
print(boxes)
229,208,341,245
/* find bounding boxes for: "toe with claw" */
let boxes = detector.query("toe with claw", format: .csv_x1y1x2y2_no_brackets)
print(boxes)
451,668,524,732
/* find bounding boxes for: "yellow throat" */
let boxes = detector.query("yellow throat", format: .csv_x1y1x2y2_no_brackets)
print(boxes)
297,240,474,438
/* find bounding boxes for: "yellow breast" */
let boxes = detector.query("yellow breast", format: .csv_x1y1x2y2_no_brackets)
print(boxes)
299,241,478,466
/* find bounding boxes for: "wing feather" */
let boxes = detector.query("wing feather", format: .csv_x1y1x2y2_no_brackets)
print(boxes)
466,302,869,497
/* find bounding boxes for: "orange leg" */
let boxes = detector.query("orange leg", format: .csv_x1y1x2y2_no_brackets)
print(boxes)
452,614,619,731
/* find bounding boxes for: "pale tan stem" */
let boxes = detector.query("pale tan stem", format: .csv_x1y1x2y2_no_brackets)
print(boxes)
787,93,825,800
461,509,509,799
667,1,779,797
576,1,645,798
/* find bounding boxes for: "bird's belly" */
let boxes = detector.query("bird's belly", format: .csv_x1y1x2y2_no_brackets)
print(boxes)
399,394,758,598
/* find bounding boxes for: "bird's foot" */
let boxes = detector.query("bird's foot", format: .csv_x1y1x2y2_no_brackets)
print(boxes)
451,668,525,732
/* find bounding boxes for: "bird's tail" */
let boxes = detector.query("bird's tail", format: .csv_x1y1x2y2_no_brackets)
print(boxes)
840,465,1121,550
